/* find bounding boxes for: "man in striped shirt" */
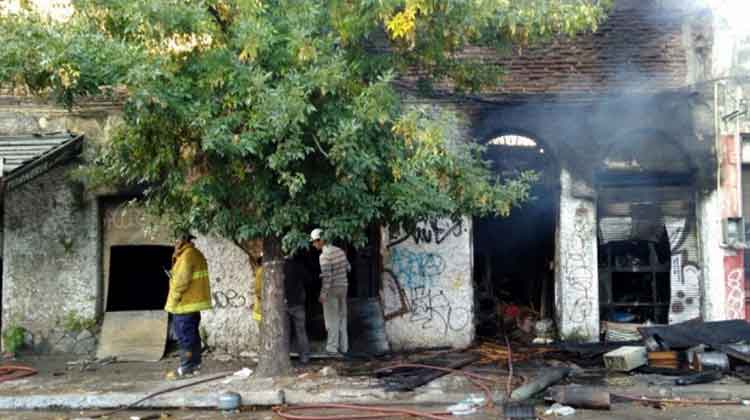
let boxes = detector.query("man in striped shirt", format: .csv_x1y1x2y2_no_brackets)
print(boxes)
311,228,351,354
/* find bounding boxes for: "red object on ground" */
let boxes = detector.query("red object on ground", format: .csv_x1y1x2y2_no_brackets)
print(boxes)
0,364,38,383
504,305,520,319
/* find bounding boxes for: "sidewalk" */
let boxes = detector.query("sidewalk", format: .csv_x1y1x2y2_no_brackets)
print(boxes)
2,355,750,410
0,355,496,410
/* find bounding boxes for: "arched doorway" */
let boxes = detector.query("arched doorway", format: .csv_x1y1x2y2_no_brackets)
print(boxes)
474,133,560,339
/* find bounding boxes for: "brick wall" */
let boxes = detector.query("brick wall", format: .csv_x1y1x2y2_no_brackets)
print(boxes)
415,0,710,100
493,5,690,96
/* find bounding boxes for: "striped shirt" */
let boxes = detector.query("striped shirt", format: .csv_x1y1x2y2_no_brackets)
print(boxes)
319,245,350,294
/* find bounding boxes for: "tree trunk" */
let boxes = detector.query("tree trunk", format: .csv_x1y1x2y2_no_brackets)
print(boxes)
255,235,292,377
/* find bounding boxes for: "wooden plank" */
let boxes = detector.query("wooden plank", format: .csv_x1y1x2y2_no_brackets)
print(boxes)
96,310,168,362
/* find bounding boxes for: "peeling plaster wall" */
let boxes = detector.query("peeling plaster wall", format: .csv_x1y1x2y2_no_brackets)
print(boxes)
2,164,99,352
194,235,260,354
99,204,260,354
380,218,474,350
556,169,599,341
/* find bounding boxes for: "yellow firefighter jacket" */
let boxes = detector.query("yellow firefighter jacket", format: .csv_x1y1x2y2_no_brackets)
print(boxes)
252,266,264,321
165,242,212,314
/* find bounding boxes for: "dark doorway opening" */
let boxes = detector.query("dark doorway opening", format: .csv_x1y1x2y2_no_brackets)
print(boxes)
473,134,558,339
297,226,384,353
598,236,671,324
107,245,173,311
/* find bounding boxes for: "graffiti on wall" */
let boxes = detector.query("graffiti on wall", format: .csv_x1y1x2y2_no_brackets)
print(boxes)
382,258,471,336
387,219,465,248
211,277,251,310
104,206,144,231
561,206,595,329
718,134,745,320
381,218,471,337
665,216,702,323
381,269,410,320
389,248,446,289
669,260,702,324
405,286,470,336
724,254,746,320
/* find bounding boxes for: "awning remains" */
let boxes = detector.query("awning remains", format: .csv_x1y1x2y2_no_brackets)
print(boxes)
1,132,83,191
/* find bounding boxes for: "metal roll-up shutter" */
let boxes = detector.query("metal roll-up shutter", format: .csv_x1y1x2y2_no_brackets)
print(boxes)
598,186,697,261
597,185,700,325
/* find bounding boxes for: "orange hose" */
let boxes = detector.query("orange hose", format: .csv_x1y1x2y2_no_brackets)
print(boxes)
0,364,37,383
273,403,452,420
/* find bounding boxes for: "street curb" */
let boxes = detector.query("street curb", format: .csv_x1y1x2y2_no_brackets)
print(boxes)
0,389,284,410
5,382,747,410
609,385,750,402
0,388,492,410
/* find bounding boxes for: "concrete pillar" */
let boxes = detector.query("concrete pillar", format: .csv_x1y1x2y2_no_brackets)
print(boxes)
698,190,727,321
380,218,475,350
718,133,746,320
556,168,599,341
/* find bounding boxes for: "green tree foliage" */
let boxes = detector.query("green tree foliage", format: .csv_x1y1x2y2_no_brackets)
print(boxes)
0,0,610,375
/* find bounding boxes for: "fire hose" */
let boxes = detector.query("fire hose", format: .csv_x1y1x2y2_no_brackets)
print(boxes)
0,364,38,383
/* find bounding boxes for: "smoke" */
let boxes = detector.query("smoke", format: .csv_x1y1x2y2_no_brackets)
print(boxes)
708,0,750,79
708,0,750,39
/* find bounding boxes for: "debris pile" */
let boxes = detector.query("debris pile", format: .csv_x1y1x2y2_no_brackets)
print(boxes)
474,341,552,364
636,320,750,381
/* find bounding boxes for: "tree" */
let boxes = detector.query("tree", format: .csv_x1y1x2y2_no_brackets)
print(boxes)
0,0,611,376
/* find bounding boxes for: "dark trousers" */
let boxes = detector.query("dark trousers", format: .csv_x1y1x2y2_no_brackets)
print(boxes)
287,305,310,357
173,313,202,370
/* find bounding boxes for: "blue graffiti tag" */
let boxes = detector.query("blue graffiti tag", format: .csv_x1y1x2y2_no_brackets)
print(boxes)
390,248,446,289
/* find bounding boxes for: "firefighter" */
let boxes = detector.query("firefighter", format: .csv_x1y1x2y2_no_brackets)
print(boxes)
165,233,212,379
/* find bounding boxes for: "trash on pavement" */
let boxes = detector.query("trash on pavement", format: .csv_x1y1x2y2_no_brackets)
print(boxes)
320,366,338,377
638,320,750,351
692,352,730,372
221,367,253,384
446,394,485,415
545,403,576,416
546,385,611,409
503,402,536,419
376,352,479,391
510,367,570,401
674,370,723,386
213,353,233,362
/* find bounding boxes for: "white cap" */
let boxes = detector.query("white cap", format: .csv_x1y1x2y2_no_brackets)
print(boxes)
310,228,323,242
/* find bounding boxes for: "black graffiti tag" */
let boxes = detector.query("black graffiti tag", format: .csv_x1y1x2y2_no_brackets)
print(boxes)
213,289,248,309
407,286,471,337
388,219,464,248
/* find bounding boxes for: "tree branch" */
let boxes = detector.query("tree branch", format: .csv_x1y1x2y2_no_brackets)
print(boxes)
207,5,229,34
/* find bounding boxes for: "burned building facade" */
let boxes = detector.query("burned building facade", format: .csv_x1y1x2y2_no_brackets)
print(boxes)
0,0,744,355
381,0,726,346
